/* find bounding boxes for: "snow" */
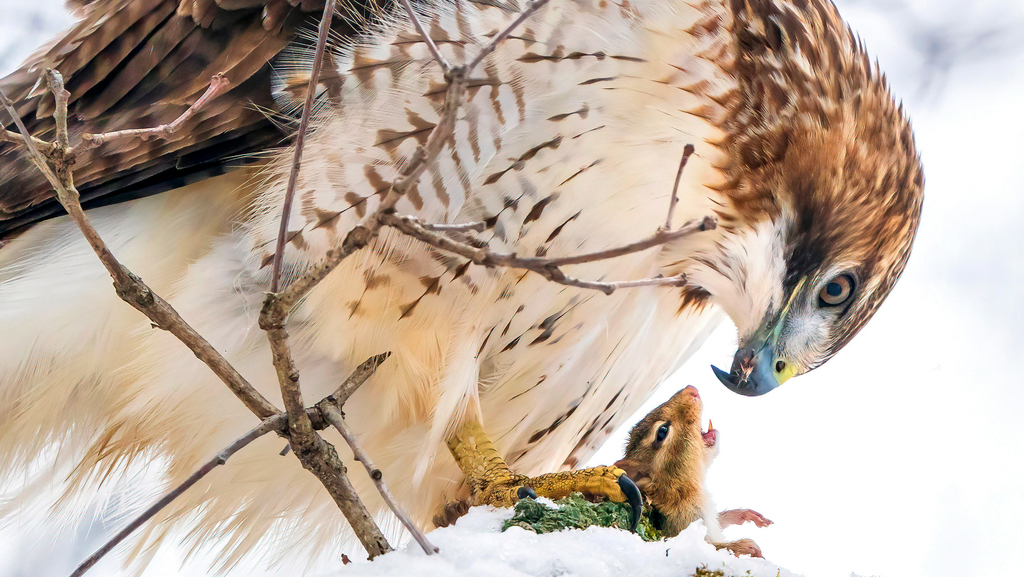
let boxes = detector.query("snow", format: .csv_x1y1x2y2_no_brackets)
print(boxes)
340,506,793,577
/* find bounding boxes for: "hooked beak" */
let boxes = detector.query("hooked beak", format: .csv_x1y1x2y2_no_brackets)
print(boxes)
711,340,794,396
712,282,802,396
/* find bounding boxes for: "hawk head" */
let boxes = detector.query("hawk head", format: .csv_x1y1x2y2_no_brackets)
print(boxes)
692,0,924,396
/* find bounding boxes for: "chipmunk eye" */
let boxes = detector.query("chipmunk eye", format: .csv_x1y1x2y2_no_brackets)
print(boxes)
654,422,671,447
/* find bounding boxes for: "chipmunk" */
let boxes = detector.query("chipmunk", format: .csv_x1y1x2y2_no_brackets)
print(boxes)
434,385,770,556
614,385,772,557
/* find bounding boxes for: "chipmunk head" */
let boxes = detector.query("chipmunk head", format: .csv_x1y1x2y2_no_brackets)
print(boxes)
614,386,718,507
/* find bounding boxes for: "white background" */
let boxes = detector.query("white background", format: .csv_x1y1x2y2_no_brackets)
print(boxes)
2,1,1023,576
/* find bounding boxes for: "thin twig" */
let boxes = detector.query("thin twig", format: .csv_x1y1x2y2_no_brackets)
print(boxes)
665,144,695,230
1,127,56,155
511,216,715,267
467,0,553,72
319,402,439,555
69,417,283,577
260,295,311,442
255,3,396,549
269,72,468,313
1,120,54,151
271,226,375,311
77,74,230,151
0,88,64,189
329,352,392,407
270,0,339,293
422,221,487,233
383,213,712,295
391,70,467,195
46,72,70,150
398,0,452,75
259,293,394,557
1,74,279,420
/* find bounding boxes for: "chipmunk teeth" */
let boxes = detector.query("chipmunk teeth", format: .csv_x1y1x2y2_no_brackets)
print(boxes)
707,419,713,432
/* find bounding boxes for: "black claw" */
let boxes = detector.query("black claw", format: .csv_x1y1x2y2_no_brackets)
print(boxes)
617,474,642,532
516,486,537,500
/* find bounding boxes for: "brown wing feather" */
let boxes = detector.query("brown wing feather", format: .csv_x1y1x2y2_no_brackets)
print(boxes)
0,0,369,235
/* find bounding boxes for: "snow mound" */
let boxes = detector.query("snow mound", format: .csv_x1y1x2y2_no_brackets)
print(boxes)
340,506,798,577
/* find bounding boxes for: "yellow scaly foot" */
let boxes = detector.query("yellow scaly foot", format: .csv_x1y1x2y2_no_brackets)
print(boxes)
446,420,642,530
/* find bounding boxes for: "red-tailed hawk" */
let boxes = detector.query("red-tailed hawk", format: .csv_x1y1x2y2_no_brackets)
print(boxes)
0,0,922,568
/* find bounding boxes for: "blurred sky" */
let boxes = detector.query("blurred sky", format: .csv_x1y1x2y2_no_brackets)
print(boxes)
2,1,1023,576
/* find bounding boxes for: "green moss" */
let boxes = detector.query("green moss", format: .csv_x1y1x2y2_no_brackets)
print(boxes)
500,492,663,542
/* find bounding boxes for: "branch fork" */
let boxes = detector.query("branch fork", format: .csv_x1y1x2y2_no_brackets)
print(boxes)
68,354,398,577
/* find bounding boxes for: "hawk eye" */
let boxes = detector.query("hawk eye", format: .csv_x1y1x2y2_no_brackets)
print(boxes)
654,422,671,447
819,274,854,307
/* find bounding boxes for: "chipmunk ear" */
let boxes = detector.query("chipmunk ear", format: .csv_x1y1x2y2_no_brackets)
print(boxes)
613,458,649,484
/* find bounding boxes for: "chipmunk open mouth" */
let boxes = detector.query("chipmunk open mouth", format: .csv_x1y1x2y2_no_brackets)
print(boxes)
702,420,718,448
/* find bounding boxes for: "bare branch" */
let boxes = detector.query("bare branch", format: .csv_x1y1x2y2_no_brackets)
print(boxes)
391,70,467,195
272,225,374,311
589,275,689,291
518,216,716,267
2,74,280,420
258,302,395,558
77,74,230,151
0,89,65,191
69,417,283,577
256,340,393,558
270,0,339,293
260,295,311,440
1,126,54,150
67,352,391,577
8,68,396,565
14,50,397,569
422,221,487,233
259,0,400,528
290,439,393,557
319,401,438,555
11,0,613,568
45,70,70,150
468,0,553,72
398,0,452,75
270,71,469,313
1,109,57,151
383,212,712,295
665,144,695,230
329,352,392,407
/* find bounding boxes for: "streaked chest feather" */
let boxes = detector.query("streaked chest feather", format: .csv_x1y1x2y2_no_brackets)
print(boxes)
234,0,746,476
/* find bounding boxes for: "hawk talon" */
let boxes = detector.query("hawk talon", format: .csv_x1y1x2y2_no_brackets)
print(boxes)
617,474,642,533
517,486,538,500
448,421,642,530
